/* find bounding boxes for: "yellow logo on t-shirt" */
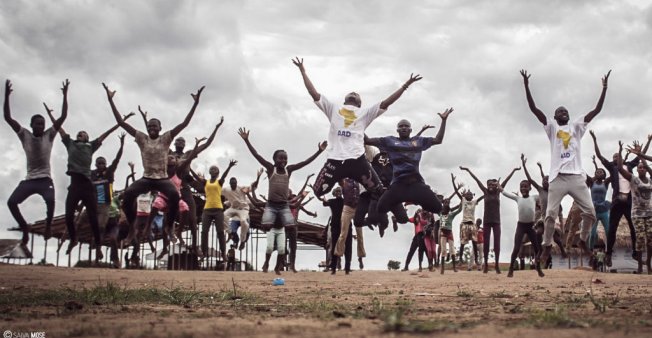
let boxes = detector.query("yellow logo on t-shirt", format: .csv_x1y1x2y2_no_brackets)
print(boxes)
556,130,571,149
339,108,357,128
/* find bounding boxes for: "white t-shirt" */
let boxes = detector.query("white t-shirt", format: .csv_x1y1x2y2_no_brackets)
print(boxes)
618,165,632,194
222,185,250,210
544,115,588,181
461,199,477,223
315,95,386,161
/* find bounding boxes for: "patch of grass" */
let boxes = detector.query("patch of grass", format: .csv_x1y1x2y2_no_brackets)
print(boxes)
489,290,511,299
563,294,589,305
526,306,585,328
456,285,474,298
0,281,256,308
588,289,620,313
295,299,346,319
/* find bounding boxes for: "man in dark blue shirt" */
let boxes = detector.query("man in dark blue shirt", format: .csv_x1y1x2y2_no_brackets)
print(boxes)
365,108,453,215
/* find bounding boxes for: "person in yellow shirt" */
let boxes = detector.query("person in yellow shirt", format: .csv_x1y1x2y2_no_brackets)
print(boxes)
193,160,237,266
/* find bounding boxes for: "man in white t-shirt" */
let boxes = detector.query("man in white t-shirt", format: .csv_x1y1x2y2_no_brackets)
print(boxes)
222,177,251,250
292,57,422,198
520,69,611,264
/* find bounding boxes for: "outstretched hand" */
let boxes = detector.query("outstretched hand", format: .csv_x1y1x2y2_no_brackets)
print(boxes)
102,83,116,99
119,132,126,143
229,159,238,167
128,161,135,170
195,137,207,146
123,112,135,120
420,125,435,132
589,130,596,139
459,166,469,171
138,105,147,118
438,107,454,119
42,102,53,115
602,70,612,88
627,140,642,154
519,69,530,85
256,167,264,178
292,57,305,71
521,153,526,163
190,86,205,102
61,79,70,95
217,116,225,127
618,140,624,153
404,73,423,88
318,140,328,151
237,127,250,140
5,80,12,97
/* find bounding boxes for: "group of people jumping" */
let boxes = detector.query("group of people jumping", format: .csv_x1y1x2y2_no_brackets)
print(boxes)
4,58,651,276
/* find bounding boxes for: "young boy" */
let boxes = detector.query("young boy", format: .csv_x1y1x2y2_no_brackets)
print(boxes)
499,180,545,278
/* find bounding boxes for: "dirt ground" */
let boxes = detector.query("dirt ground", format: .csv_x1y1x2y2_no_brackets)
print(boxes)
0,264,651,338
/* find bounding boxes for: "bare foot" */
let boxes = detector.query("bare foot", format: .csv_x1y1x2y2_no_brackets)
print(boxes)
66,240,78,255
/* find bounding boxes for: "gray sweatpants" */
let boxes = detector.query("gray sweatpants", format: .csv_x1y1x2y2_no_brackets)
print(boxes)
544,174,596,246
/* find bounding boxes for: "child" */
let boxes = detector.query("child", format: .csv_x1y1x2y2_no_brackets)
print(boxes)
596,248,606,272
500,180,545,278
460,165,521,274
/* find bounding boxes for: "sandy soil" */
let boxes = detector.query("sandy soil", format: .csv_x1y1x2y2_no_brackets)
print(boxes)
0,264,651,338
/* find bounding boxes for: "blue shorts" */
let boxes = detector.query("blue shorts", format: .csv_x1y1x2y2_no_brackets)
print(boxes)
262,203,295,227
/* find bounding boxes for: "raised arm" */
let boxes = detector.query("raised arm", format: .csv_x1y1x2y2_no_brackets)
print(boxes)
124,162,136,190
459,166,487,193
218,159,237,186
500,166,521,188
189,168,206,186
380,73,422,110
43,103,67,137
589,130,610,167
451,173,463,200
616,141,632,181
96,112,135,144
108,133,127,171
295,173,315,197
519,70,546,125
642,134,652,155
169,86,205,138
584,70,611,123
429,107,453,145
195,117,223,153
237,127,273,172
415,124,434,137
176,137,208,175
251,167,264,191
102,83,137,136
287,141,327,174
51,79,70,132
292,57,320,101
536,161,546,180
628,142,652,162
138,105,149,127
521,154,542,191
3,80,21,132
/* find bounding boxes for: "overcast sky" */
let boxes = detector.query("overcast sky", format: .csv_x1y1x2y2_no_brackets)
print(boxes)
1,0,651,270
